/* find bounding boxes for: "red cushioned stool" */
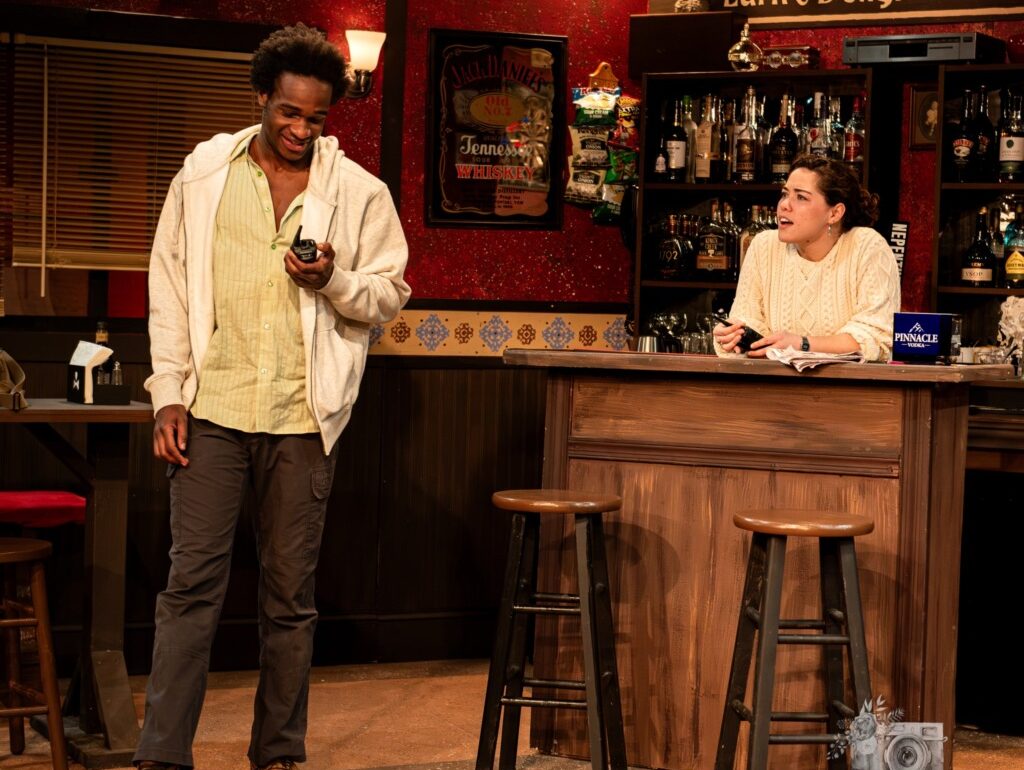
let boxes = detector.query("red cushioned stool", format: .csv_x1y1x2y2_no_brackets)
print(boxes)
0,492,86,529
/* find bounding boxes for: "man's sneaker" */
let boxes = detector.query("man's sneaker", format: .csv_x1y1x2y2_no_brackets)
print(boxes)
251,761,296,770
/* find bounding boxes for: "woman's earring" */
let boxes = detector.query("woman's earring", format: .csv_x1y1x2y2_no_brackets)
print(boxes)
828,222,833,237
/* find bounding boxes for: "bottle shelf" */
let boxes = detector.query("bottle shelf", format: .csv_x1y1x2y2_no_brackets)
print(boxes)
937,285,1024,296
644,182,781,193
939,182,1024,192
642,279,738,289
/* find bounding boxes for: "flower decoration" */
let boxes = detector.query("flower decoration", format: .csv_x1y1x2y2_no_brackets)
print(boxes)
828,696,905,763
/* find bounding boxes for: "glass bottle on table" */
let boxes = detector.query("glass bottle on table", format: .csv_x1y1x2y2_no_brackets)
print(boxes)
94,320,112,385
961,206,995,287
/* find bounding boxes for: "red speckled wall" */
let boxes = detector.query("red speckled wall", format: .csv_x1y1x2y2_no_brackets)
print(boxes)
399,0,647,302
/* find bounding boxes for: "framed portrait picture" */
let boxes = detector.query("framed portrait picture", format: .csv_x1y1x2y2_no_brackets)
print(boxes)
425,29,567,229
910,84,939,150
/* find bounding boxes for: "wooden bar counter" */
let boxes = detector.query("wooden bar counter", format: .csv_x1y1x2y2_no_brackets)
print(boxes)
503,349,1014,770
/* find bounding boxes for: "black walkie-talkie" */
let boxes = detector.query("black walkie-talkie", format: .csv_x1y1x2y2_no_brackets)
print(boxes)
711,310,763,353
291,226,319,263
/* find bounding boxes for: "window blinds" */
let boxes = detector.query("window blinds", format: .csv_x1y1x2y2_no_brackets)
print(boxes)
0,35,258,279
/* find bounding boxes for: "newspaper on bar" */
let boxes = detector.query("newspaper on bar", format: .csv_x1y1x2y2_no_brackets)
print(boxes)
765,346,864,372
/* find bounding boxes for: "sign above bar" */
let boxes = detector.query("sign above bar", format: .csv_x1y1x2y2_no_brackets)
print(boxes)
649,0,1024,27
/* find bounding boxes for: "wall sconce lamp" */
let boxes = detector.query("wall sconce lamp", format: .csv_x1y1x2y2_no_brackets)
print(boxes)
344,30,386,98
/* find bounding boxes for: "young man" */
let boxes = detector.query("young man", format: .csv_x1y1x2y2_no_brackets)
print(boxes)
136,24,410,770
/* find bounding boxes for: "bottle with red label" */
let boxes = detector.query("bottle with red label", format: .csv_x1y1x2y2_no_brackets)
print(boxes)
843,94,865,182
946,88,976,183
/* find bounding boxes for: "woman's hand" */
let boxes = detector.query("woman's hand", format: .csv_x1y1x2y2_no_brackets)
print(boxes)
747,331,803,358
713,318,746,353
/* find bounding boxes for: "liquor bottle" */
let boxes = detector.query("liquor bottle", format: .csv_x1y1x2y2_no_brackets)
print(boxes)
733,86,758,183
1005,204,1024,289
828,95,845,160
738,204,761,269
793,102,808,156
694,94,718,184
843,95,865,182
998,93,1024,183
990,204,1006,283
665,100,687,182
946,89,976,183
655,214,685,278
757,95,772,182
961,206,995,287
696,201,729,277
720,98,736,183
808,91,830,158
768,94,797,184
727,23,763,72
681,96,699,183
972,85,996,182
722,202,742,281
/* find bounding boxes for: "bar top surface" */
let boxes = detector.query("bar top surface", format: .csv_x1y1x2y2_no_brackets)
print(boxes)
0,399,153,423
503,349,1016,384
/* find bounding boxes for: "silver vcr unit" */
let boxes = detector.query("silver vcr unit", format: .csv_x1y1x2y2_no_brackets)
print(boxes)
843,32,1005,65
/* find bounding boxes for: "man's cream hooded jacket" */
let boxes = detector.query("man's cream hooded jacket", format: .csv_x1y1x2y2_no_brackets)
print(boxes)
145,125,410,453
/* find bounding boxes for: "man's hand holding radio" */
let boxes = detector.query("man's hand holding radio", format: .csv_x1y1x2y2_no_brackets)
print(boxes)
285,239,335,290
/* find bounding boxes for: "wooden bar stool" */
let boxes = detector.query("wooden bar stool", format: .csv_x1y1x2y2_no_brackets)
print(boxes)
476,490,627,770
0,538,68,770
716,510,873,770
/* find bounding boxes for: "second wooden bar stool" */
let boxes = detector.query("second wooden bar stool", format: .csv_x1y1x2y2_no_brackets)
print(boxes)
476,489,627,770
716,509,874,770
0,537,68,770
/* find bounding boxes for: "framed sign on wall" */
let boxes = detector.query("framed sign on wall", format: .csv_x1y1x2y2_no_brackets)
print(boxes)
425,28,567,229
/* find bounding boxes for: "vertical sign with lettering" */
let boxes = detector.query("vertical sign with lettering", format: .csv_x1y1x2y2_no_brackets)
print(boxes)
426,29,567,228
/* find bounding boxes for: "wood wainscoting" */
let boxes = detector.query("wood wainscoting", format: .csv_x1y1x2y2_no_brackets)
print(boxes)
0,332,546,673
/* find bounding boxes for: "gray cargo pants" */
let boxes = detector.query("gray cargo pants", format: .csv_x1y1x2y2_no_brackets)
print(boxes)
134,417,337,768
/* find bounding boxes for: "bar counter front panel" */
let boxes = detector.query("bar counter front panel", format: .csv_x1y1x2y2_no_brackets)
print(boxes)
508,350,1011,770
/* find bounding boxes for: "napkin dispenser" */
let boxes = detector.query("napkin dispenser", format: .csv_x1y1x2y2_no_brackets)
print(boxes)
67,341,130,404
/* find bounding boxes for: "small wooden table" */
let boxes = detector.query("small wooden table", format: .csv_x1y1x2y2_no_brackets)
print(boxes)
0,399,153,768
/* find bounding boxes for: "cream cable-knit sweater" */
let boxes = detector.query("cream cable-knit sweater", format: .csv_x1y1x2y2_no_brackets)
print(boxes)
720,226,901,362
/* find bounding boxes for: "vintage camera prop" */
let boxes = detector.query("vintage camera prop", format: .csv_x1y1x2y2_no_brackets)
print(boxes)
291,226,319,263
712,310,763,353
891,312,961,365
881,722,944,770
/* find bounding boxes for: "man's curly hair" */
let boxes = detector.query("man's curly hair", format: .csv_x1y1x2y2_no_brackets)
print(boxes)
251,23,347,105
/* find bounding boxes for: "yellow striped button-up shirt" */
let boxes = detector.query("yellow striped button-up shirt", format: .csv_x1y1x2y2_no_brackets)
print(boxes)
191,139,318,434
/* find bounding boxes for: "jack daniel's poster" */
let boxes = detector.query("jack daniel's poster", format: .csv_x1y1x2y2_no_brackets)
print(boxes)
426,29,566,228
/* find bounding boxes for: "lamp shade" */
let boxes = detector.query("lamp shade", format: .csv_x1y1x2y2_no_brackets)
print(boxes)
346,30,386,72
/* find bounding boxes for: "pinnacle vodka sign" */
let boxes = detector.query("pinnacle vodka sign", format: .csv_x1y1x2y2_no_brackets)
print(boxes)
892,312,954,362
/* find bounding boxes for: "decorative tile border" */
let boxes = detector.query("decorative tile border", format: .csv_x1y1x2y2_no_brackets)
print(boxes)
368,311,629,356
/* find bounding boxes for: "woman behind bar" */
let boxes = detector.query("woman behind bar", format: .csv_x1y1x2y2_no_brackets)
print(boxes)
713,155,900,361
